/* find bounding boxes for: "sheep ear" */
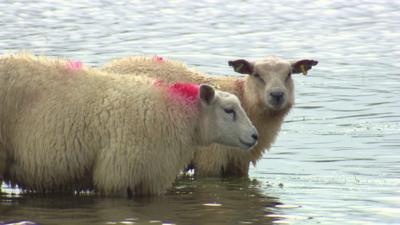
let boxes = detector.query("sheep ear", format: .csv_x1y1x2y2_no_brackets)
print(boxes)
199,84,215,105
291,59,318,75
228,59,253,74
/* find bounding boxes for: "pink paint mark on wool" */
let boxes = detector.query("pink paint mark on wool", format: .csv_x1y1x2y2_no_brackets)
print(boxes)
168,83,200,103
67,60,83,71
152,55,165,63
154,80,199,104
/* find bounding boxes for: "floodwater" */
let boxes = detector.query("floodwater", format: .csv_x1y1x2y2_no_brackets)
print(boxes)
0,0,399,224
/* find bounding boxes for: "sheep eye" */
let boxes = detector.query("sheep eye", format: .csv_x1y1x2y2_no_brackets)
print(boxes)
224,108,234,114
253,73,265,83
224,108,236,120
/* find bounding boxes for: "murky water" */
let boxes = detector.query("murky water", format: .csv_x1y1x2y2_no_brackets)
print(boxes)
1,0,399,224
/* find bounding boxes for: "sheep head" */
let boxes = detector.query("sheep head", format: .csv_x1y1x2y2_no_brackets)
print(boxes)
197,84,258,150
229,57,318,113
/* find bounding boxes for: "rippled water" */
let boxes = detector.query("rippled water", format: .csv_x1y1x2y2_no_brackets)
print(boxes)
1,0,399,224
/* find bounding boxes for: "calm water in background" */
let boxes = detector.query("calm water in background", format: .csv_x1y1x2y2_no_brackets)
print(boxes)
0,0,399,224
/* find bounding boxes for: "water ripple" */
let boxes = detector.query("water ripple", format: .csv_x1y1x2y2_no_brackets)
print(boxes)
1,0,400,224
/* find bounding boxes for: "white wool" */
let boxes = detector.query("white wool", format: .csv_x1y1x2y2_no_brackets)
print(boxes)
102,56,317,177
0,54,219,195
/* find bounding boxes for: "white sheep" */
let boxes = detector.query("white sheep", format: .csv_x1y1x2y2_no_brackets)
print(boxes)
0,53,257,196
102,56,318,177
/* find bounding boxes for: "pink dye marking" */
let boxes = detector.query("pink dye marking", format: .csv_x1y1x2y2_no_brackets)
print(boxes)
152,55,165,63
67,60,83,71
154,80,200,103
168,83,200,103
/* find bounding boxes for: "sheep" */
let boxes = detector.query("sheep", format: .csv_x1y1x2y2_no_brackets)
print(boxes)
102,56,318,177
0,53,257,196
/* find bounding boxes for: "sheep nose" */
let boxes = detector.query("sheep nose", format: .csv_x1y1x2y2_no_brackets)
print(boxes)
270,91,284,101
251,133,258,142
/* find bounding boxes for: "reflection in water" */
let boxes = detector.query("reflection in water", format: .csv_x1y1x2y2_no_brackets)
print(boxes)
0,178,281,225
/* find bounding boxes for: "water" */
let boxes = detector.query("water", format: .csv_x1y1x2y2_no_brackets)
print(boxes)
0,0,399,224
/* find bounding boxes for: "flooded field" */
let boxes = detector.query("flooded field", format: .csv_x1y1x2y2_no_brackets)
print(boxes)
1,0,399,224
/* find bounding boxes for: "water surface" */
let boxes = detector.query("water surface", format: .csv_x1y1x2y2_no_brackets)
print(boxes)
1,0,399,224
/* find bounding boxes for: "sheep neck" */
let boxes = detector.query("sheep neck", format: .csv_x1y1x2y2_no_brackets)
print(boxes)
237,79,292,163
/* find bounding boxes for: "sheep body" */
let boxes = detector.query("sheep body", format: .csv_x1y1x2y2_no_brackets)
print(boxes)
103,56,318,177
0,53,253,195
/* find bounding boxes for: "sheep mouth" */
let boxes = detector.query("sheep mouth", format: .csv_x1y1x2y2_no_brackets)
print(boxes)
267,100,287,111
239,138,256,149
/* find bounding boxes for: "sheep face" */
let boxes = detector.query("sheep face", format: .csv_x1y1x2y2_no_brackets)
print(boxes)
229,57,318,112
198,85,258,150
